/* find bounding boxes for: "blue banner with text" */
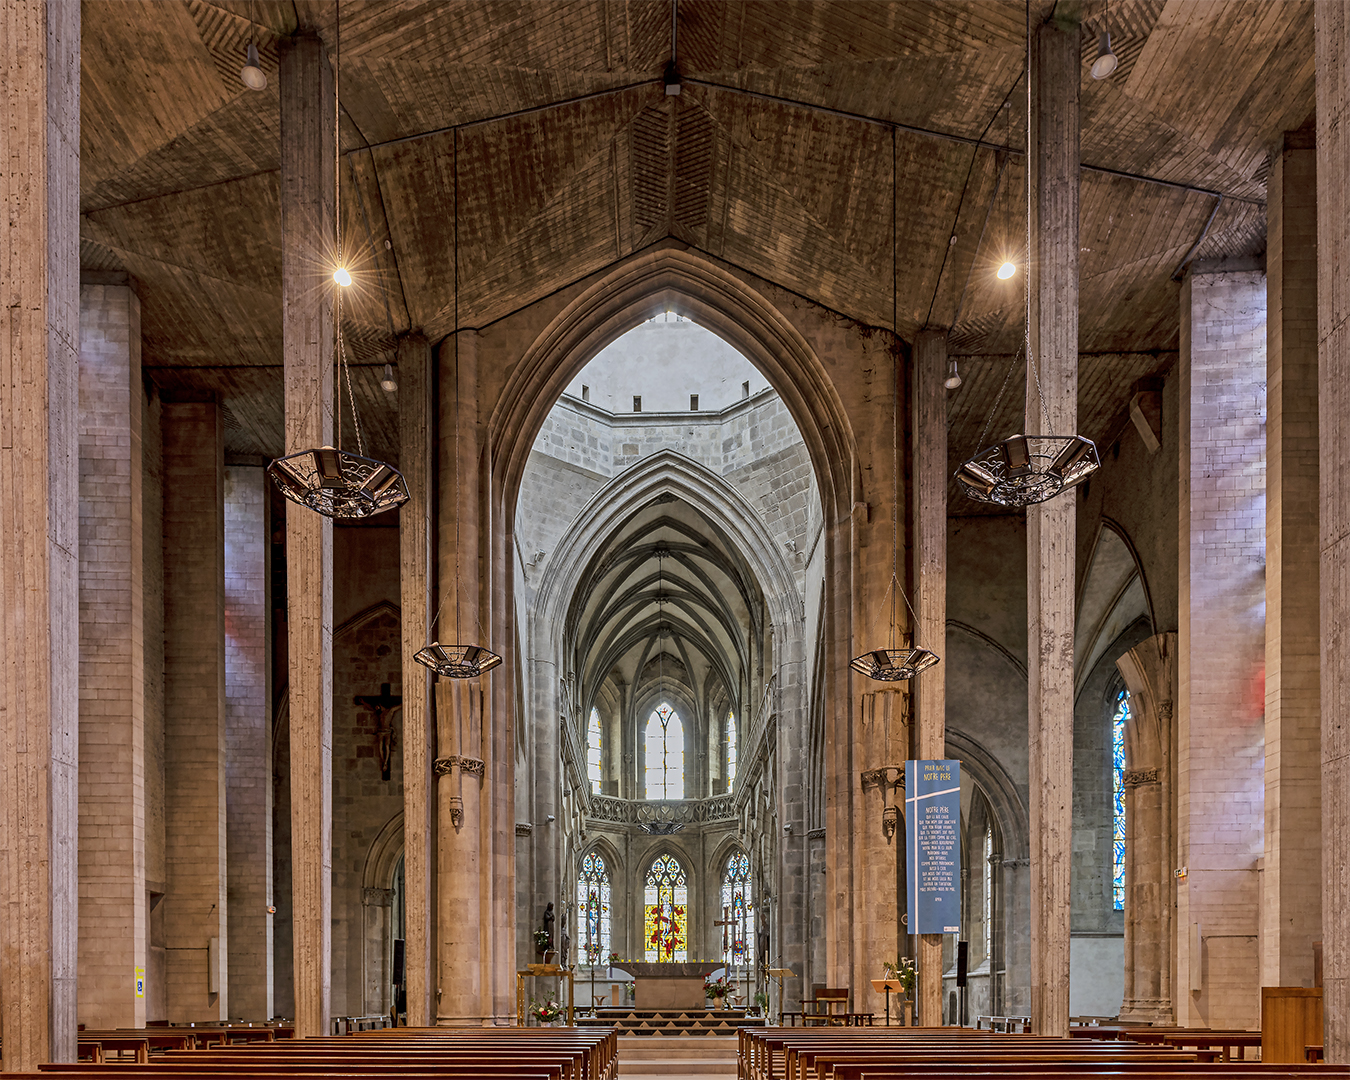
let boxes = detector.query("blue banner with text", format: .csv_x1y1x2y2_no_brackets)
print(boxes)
905,759,962,935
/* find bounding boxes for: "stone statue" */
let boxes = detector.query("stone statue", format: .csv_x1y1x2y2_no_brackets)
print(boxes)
542,901,555,949
560,905,571,967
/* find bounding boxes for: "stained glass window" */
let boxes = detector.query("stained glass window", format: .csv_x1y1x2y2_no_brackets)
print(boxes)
719,851,753,967
587,707,603,793
726,711,737,793
643,853,688,961
644,703,684,800
1112,688,1129,911
577,851,611,966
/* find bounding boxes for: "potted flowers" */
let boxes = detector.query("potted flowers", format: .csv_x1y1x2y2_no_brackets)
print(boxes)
704,973,733,1009
533,927,556,965
530,996,565,1026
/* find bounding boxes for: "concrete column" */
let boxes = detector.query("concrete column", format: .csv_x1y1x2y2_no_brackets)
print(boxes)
911,329,948,1024
77,282,147,1029
280,32,335,1039
0,0,80,1066
1114,634,1176,1024
1176,269,1265,1029
1264,128,1321,991
1025,16,1079,1039
436,332,488,1024
161,400,228,1021
225,465,272,1020
397,334,435,1027
1317,2,1350,1060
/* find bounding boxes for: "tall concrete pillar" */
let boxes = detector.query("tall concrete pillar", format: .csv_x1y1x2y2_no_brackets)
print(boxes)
280,32,335,1039
435,331,490,1024
1317,2,1350,1060
397,334,435,1027
1263,128,1321,991
1114,634,1176,1024
911,329,947,1024
161,400,228,1021
77,282,147,1029
225,465,272,1020
1176,269,1265,1029
0,0,81,1065
1025,15,1079,1038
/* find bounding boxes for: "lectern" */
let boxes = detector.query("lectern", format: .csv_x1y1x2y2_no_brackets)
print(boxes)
767,967,796,1024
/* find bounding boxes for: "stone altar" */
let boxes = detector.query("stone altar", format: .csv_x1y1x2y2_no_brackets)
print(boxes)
613,961,722,1010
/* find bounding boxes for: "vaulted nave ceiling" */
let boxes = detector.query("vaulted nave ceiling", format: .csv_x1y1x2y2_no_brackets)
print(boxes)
568,498,764,718
81,0,1312,482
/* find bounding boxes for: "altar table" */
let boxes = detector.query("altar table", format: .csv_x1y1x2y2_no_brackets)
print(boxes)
612,961,722,1010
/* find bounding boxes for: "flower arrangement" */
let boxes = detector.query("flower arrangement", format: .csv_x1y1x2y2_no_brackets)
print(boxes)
704,974,733,1000
533,927,552,951
881,956,916,995
530,996,565,1023
607,951,621,966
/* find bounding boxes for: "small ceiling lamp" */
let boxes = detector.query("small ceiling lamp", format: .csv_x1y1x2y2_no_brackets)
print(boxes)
997,259,1016,280
268,0,408,522
333,266,352,287
415,125,499,680
380,363,397,392
944,359,962,390
1091,0,1119,79
851,171,940,684
241,2,266,90
957,0,1100,509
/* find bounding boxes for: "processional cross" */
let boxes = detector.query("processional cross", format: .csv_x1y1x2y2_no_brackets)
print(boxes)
355,682,402,781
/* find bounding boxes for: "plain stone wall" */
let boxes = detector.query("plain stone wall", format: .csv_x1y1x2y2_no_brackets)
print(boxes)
161,402,229,1022
566,316,769,413
224,467,272,1020
1176,270,1267,1029
77,284,147,1028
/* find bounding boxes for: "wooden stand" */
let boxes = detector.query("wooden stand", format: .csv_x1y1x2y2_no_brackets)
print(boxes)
516,965,575,1027
871,979,904,1026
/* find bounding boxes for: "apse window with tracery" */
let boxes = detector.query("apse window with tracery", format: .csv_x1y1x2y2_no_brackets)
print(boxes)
726,711,737,793
719,851,753,967
577,851,611,966
587,707,603,793
1112,688,1129,911
643,853,688,961
644,703,684,800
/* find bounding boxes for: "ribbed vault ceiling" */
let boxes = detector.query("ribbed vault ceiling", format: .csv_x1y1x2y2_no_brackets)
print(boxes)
569,499,764,720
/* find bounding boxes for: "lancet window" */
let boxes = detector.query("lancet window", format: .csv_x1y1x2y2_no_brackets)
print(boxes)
1112,688,1129,911
643,853,687,961
719,851,753,967
577,850,611,966
726,711,737,793
587,706,603,793
644,703,684,799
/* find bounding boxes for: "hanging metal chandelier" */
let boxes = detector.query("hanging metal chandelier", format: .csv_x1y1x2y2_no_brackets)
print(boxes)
955,433,1099,508
268,5,408,521
850,160,939,684
413,642,502,679
955,20,1099,510
414,128,498,680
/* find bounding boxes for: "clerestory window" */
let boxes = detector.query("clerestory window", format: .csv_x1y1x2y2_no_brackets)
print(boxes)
644,703,684,799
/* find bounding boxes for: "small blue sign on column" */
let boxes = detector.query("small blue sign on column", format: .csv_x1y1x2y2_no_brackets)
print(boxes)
905,759,962,935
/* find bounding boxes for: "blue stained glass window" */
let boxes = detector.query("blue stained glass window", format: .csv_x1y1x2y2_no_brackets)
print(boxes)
577,851,611,965
1112,688,1129,911
719,851,753,967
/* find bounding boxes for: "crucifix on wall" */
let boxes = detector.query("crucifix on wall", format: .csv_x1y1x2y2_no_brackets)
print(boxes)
355,682,402,781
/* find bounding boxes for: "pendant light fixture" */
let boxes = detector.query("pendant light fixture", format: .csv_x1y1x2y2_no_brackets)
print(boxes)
1091,0,1120,80
269,2,409,521
955,21,1100,509
851,134,940,684
415,128,501,681
240,0,267,90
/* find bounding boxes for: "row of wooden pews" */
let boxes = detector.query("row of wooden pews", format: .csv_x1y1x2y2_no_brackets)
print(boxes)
74,1024,293,1063
19,1027,617,1080
737,1025,1350,1080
